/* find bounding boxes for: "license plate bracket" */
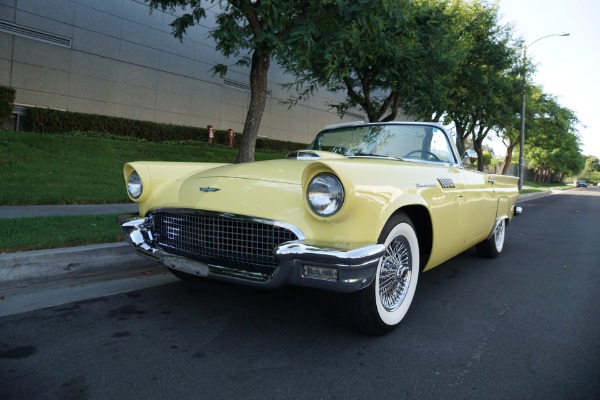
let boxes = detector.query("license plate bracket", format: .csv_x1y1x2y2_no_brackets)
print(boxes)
160,257,210,277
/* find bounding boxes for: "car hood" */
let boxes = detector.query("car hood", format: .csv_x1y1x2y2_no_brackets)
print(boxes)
185,151,345,184
134,151,347,219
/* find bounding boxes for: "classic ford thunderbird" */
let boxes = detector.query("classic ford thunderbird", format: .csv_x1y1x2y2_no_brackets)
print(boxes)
120,122,521,335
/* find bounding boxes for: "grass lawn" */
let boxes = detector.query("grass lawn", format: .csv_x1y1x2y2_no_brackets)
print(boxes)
0,130,289,252
0,214,123,253
0,130,287,205
520,181,571,195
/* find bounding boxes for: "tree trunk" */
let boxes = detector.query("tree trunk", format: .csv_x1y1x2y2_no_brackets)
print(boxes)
236,49,271,163
474,137,485,172
500,144,515,175
454,122,466,154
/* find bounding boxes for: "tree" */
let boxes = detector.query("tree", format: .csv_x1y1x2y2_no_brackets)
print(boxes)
582,156,600,174
580,156,600,183
280,0,466,123
524,93,582,182
441,2,521,171
497,82,539,175
281,0,521,173
145,0,316,163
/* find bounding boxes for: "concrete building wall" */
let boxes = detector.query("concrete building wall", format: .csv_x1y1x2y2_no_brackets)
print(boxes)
0,0,364,144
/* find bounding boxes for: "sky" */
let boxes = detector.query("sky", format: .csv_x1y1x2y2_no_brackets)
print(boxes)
496,0,600,159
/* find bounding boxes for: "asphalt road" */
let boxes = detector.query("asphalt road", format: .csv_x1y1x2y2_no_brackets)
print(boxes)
1,188,599,400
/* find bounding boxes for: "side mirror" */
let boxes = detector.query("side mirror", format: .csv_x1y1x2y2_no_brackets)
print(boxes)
461,149,477,166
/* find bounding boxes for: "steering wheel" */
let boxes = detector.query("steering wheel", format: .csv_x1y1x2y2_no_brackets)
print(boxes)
404,150,441,162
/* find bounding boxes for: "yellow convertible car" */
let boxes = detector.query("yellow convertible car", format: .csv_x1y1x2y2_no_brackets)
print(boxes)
120,122,521,335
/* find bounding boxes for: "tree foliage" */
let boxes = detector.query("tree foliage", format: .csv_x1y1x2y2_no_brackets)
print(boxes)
440,2,521,171
578,156,600,183
524,93,582,182
280,0,524,172
583,156,600,173
280,0,466,123
495,80,536,176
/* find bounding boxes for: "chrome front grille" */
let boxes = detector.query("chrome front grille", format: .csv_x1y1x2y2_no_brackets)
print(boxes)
151,210,300,279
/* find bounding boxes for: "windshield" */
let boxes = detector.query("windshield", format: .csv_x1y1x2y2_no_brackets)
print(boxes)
308,123,457,164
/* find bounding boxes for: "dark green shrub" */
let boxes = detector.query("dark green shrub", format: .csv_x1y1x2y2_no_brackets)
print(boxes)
0,86,16,122
30,108,202,141
28,107,307,152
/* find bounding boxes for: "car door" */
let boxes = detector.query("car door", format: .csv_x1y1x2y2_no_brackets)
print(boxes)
458,168,498,244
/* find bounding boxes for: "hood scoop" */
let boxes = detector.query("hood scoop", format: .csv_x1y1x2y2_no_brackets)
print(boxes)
286,150,321,160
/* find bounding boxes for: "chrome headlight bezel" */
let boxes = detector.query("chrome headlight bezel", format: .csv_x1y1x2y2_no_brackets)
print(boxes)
127,170,143,199
306,173,345,217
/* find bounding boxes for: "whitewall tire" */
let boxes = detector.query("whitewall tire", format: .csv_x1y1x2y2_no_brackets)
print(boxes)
476,219,505,259
340,213,420,335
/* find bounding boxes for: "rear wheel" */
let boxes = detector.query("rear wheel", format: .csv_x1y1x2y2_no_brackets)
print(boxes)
476,219,505,259
340,213,420,335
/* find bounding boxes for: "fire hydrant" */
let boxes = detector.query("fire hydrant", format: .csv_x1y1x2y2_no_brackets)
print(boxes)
227,129,235,148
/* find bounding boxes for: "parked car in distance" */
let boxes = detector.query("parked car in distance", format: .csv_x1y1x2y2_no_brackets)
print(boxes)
120,121,521,335
577,180,588,188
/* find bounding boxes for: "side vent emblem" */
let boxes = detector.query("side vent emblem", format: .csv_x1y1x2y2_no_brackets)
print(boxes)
199,187,221,192
438,178,456,189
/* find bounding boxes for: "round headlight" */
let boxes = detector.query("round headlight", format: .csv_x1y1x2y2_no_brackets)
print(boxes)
127,171,143,199
307,173,344,217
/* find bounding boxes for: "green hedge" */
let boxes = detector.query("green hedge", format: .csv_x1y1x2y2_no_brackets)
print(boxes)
29,107,307,151
0,86,16,122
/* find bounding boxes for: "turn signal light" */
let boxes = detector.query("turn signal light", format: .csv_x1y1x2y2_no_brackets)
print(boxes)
302,265,338,281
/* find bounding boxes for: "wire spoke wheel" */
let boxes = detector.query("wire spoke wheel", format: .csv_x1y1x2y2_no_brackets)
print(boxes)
476,219,505,259
494,221,505,250
339,212,419,335
379,236,412,311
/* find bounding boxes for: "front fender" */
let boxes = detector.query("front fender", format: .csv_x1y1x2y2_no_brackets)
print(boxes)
124,161,231,213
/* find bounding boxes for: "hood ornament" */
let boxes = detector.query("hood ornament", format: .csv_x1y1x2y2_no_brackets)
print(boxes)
199,187,221,192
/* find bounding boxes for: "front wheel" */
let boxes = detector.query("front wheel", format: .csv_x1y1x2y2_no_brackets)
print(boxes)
340,213,420,335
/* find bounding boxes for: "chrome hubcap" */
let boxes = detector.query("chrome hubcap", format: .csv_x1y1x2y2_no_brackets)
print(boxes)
379,236,412,311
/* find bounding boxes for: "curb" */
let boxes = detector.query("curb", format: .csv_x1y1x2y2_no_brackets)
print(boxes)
0,242,156,287
517,190,551,202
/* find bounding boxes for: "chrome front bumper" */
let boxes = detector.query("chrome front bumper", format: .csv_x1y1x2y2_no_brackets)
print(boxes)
120,215,384,293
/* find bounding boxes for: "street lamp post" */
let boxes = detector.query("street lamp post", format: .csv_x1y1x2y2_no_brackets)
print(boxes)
518,33,569,192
